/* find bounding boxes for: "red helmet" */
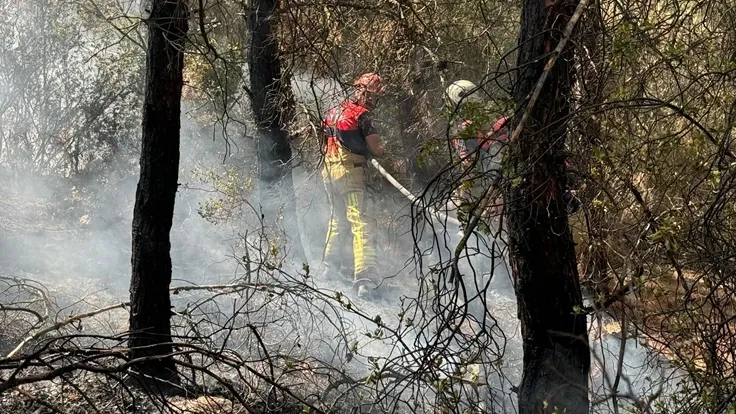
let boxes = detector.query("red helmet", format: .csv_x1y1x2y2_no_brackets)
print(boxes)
354,73,385,94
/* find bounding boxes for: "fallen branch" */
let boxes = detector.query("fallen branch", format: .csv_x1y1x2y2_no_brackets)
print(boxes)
5,281,301,358
6,302,128,359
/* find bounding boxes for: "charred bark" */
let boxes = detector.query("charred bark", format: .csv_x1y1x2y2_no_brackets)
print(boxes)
507,0,590,412
247,0,305,263
128,0,189,384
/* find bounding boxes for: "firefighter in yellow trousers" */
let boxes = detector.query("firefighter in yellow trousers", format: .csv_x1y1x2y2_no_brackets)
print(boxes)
320,73,386,299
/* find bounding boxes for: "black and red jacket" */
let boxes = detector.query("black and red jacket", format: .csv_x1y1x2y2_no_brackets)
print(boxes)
324,100,377,157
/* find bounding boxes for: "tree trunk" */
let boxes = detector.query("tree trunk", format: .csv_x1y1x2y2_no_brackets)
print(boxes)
507,0,590,412
247,0,306,263
128,0,188,384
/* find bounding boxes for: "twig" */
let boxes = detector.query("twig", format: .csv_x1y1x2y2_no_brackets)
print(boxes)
713,386,736,414
170,282,270,293
6,303,128,359
583,266,642,313
0,304,45,324
16,388,68,414
627,181,690,292
247,324,277,407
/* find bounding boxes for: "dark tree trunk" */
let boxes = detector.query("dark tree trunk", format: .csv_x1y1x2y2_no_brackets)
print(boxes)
247,0,306,263
507,0,590,412
128,0,188,383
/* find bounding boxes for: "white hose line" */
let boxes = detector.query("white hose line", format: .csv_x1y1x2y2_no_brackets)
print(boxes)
369,158,462,227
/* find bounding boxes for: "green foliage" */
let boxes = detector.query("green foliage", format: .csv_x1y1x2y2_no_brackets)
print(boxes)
193,166,254,224
646,213,682,252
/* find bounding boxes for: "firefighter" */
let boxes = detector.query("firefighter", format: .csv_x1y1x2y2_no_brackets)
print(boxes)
444,80,509,226
443,80,581,303
445,80,580,218
444,79,514,302
320,73,386,299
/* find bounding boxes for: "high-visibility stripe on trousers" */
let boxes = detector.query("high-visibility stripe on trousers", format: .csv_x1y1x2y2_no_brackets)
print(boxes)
322,166,378,283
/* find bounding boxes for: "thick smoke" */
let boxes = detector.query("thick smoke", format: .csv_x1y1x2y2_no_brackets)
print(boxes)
0,114,241,300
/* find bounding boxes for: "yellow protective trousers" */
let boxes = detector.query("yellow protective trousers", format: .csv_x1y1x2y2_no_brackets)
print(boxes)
322,151,378,284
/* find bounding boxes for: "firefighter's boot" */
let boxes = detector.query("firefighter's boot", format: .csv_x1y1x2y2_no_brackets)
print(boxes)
353,278,380,300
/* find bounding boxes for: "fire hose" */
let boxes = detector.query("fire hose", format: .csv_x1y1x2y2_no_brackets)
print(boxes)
369,158,462,227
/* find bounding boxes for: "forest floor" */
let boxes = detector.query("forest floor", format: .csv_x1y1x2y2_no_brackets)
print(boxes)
0,170,685,413
0,170,525,412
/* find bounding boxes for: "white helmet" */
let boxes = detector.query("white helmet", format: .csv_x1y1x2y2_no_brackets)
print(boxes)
445,80,482,107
